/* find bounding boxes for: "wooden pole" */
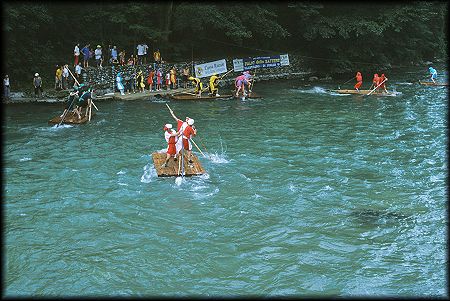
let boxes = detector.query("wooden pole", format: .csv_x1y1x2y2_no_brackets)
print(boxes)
190,138,207,158
365,78,387,96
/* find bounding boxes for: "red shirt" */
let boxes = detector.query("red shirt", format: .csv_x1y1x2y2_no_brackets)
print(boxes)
356,73,362,82
183,125,195,139
177,119,184,131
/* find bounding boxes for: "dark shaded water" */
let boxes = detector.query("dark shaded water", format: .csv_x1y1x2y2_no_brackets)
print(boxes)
4,72,447,296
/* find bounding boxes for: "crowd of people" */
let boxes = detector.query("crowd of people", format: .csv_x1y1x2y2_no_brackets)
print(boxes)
74,43,162,69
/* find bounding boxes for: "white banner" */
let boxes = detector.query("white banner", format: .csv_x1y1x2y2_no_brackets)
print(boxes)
194,59,228,78
233,59,244,72
280,54,290,66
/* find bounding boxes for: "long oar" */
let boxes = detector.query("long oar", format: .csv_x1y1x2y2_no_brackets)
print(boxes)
338,76,355,89
365,78,387,96
190,138,207,158
219,69,233,79
57,94,77,127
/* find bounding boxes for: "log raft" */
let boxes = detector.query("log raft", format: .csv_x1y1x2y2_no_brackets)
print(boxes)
152,152,206,177
330,89,397,96
168,93,234,101
48,111,94,125
418,81,449,86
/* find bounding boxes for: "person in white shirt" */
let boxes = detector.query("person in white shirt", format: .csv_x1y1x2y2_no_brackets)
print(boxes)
62,64,70,90
143,43,149,64
4,75,10,99
94,45,103,68
74,43,80,67
75,63,82,81
136,43,145,65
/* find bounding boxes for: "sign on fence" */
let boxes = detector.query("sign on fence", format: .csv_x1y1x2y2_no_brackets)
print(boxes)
233,54,290,72
194,59,228,78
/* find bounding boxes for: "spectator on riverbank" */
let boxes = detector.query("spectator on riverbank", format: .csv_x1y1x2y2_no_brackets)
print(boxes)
81,44,90,68
136,70,145,93
137,43,145,65
127,55,135,66
74,43,80,67
153,49,161,64
182,65,190,88
119,50,126,66
95,45,103,68
147,68,155,91
33,73,43,99
165,71,171,90
4,75,10,100
109,45,118,65
143,43,149,64
55,65,62,90
156,68,162,91
75,63,82,81
62,64,69,89
170,67,177,89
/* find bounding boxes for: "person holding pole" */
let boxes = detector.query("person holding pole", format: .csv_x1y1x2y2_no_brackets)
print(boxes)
182,118,197,163
428,66,437,83
209,73,220,96
161,123,181,168
379,74,388,92
354,71,363,91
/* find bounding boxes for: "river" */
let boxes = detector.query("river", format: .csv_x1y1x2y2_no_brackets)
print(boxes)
3,70,447,296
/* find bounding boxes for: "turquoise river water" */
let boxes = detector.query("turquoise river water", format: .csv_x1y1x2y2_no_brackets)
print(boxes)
3,70,448,297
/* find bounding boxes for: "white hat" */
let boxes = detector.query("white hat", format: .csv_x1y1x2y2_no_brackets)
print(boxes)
35,73,39,76
165,123,172,129
187,119,194,125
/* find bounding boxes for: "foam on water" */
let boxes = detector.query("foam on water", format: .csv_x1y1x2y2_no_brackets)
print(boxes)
296,86,329,94
140,162,157,183
208,152,230,164
19,157,32,162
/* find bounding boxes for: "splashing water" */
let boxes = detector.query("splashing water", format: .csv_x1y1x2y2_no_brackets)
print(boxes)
140,163,157,183
208,152,230,164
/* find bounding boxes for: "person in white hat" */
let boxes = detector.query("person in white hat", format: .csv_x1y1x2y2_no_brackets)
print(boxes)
167,106,193,158
33,73,43,99
182,118,197,163
95,45,103,68
162,123,181,168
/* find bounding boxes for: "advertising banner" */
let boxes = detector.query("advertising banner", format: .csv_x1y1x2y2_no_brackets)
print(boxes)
194,59,227,78
233,54,290,72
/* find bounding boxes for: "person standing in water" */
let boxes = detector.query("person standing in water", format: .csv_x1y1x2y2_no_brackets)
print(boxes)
428,66,437,83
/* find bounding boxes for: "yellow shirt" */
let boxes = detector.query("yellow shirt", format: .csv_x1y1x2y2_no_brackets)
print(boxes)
209,75,219,88
55,68,62,79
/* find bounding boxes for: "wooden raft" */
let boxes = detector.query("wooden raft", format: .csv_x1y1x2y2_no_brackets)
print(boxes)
331,89,397,96
152,152,206,177
48,111,95,125
419,81,449,86
168,93,233,101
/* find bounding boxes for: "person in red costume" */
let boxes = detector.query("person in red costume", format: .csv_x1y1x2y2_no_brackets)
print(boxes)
379,74,388,92
182,119,197,163
162,124,180,167
168,106,191,160
370,74,379,90
354,72,363,91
